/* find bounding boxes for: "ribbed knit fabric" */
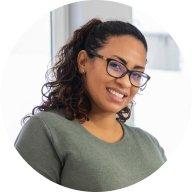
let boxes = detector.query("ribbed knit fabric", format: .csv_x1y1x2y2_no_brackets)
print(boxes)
14,110,167,191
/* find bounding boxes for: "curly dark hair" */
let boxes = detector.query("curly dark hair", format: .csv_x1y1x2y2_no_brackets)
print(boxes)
21,18,148,126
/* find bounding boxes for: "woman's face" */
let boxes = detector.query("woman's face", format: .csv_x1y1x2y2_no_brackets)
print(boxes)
77,35,147,115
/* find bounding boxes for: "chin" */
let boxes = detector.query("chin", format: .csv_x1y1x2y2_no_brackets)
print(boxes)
103,104,125,114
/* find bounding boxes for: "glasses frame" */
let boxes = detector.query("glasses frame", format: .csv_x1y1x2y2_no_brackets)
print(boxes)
88,51,151,89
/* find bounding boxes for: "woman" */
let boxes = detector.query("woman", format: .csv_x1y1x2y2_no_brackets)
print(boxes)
14,18,167,191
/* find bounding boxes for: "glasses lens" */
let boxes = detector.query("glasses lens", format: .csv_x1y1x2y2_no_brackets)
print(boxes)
107,60,126,77
130,71,148,87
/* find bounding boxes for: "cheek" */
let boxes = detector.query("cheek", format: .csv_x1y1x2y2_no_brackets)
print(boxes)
87,62,108,85
85,67,107,96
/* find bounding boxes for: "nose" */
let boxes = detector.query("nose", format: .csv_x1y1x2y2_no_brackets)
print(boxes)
115,73,132,88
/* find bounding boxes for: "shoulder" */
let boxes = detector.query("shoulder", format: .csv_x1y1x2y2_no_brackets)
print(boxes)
28,110,75,130
14,110,65,183
26,110,80,139
34,110,71,123
15,110,73,145
124,124,159,144
123,124,167,162
15,112,55,147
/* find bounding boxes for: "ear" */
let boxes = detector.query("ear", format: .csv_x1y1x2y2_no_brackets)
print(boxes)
77,50,89,74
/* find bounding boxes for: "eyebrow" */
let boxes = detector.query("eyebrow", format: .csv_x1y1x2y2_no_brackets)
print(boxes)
112,55,147,70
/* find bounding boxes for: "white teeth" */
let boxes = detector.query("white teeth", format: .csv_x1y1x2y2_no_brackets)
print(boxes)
108,88,124,98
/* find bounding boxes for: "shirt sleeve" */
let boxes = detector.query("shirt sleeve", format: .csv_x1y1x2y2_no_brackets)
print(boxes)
133,126,167,163
14,115,62,184
146,131,167,162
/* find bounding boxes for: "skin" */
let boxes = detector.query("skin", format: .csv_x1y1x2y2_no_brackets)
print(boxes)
77,35,147,141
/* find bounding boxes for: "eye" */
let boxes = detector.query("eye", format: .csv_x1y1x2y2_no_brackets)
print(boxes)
131,72,143,80
108,60,124,71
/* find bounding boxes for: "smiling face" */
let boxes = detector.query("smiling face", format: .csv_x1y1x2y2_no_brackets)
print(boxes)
77,35,147,116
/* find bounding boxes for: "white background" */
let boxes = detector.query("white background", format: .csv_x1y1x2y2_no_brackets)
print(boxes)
0,0,192,191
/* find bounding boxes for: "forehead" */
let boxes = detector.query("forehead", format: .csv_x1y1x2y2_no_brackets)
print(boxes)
98,35,147,67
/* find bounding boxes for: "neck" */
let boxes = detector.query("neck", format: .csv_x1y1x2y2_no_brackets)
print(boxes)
87,108,120,132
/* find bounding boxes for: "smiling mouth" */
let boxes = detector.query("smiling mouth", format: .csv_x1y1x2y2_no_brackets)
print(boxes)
106,88,127,103
106,88,127,98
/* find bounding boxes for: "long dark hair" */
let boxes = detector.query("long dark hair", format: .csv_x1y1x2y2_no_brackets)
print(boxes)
21,18,148,125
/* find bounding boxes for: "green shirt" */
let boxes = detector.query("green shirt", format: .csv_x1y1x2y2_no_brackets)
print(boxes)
14,110,167,191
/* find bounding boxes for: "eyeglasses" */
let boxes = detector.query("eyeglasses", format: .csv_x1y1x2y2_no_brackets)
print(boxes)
88,51,151,89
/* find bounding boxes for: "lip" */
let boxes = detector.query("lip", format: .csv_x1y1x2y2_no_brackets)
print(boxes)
106,87,128,97
106,88,127,104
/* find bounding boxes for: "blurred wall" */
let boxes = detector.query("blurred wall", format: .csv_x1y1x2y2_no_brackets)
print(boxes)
50,0,132,58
